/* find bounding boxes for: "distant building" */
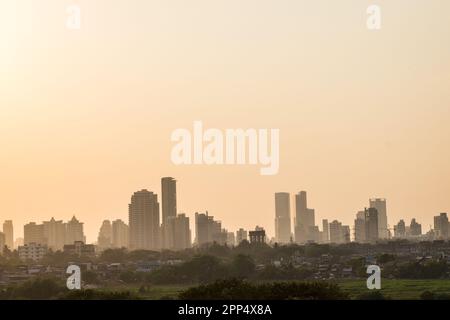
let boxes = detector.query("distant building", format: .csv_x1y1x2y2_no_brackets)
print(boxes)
0,232,5,254
236,228,248,244
394,220,406,238
18,243,48,261
226,232,235,246
354,212,366,243
63,241,96,257
97,220,112,251
129,189,160,250
195,212,225,246
369,198,388,239
329,220,343,243
307,226,321,243
24,222,45,245
434,213,449,240
409,218,422,236
342,225,351,243
294,191,315,244
322,219,329,243
249,227,266,244
161,177,177,249
112,219,129,249
2,220,14,250
43,218,66,251
65,216,85,245
365,207,379,243
172,214,191,250
274,192,291,244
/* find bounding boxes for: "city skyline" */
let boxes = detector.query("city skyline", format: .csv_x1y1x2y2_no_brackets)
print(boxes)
2,177,449,247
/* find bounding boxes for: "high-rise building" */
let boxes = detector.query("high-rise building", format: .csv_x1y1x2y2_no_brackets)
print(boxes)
409,218,422,236
394,220,406,238
342,225,351,243
2,220,14,250
129,189,160,250
65,216,85,245
354,211,366,243
172,214,191,250
364,207,379,243
43,218,66,251
307,226,321,243
0,232,5,254
236,228,248,244
112,219,129,249
195,212,211,246
24,222,45,245
161,177,177,249
369,198,388,239
294,191,316,243
98,220,112,251
226,232,235,246
329,220,343,243
274,192,291,243
195,212,226,246
434,213,449,239
322,219,329,243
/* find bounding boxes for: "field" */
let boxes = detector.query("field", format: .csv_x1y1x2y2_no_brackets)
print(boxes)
99,279,450,300
338,279,450,300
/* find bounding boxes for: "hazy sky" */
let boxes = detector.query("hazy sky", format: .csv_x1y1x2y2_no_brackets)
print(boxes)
1,0,450,242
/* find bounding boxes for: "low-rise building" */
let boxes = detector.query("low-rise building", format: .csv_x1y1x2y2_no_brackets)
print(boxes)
63,241,96,257
18,243,48,261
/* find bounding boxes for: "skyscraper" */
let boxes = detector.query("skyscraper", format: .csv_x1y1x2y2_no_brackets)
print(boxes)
98,220,112,251
322,219,329,243
354,211,366,243
43,218,66,251
129,189,160,250
112,219,129,249
226,232,235,246
65,216,85,245
2,220,13,250
329,220,343,243
24,222,45,245
394,220,406,238
369,198,388,239
294,191,308,243
173,214,191,250
434,213,449,239
0,232,5,254
274,192,291,243
409,218,422,236
365,207,379,242
161,177,177,249
236,228,248,244
195,212,224,246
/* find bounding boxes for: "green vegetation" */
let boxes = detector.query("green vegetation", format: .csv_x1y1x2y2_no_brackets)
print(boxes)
338,279,450,300
179,279,349,300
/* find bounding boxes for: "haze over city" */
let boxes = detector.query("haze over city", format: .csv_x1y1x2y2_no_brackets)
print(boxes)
1,0,450,242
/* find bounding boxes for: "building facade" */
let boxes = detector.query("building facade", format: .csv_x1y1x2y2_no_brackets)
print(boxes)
274,192,291,244
129,189,160,250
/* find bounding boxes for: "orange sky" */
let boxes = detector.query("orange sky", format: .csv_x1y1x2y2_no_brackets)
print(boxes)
1,0,450,242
